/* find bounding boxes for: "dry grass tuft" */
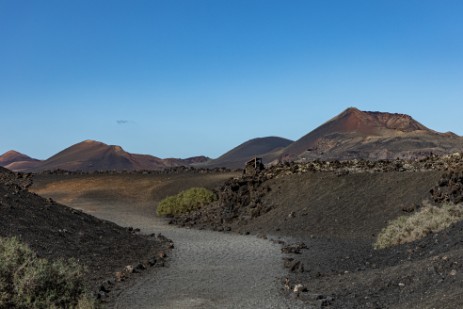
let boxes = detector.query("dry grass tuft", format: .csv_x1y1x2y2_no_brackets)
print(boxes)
156,187,216,216
0,236,96,309
374,202,463,249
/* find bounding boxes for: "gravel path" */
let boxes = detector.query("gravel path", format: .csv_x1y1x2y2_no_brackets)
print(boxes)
89,211,303,309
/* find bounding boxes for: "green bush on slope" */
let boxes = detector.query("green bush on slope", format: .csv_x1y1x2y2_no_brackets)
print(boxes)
374,203,463,249
0,236,96,309
156,187,216,216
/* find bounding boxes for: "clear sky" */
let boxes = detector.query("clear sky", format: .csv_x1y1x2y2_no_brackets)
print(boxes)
1,0,462,159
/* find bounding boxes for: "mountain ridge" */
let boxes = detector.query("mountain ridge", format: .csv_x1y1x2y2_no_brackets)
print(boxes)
1,140,210,172
202,136,293,169
2,107,462,171
279,107,462,161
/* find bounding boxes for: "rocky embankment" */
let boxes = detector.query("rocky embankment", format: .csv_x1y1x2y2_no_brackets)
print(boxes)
34,166,232,176
431,169,463,204
171,154,463,232
168,154,463,308
0,167,172,302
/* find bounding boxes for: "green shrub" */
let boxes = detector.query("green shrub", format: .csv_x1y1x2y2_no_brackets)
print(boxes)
156,187,216,216
374,203,463,249
0,236,96,309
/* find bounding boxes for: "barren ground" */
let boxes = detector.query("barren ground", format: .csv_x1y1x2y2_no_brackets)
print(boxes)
31,166,463,308
32,171,305,308
0,168,169,294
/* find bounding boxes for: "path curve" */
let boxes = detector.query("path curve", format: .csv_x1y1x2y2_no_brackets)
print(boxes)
94,212,303,309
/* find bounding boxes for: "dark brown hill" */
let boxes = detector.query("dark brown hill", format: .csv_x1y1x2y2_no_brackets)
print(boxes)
0,150,41,171
162,155,210,167
14,140,209,172
204,136,293,169
35,140,142,171
278,107,463,161
4,160,43,172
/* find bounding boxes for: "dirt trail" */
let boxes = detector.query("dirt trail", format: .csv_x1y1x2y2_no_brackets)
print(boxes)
74,208,303,309
88,210,299,308
31,174,304,308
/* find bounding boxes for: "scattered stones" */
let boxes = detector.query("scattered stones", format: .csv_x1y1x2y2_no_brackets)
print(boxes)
430,170,463,204
115,271,125,282
148,257,157,266
100,282,111,293
34,166,231,176
293,283,307,293
289,260,305,273
125,265,134,273
158,251,167,258
284,277,290,290
281,242,308,254
157,233,170,242
133,263,146,273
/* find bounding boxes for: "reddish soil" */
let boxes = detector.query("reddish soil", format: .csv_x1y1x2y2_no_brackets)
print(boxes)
2,140,210,172
277,108,463,162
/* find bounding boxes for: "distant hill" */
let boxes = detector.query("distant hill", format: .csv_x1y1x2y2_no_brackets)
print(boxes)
0,150,42,171
0,150,40,166
3,107,463,171
4,160,43,172
203,136,293,169
204,107,463,168
278,107,463,161
2,140,209,172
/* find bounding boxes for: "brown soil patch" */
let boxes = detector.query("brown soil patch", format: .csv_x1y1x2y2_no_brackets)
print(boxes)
31,171,239,216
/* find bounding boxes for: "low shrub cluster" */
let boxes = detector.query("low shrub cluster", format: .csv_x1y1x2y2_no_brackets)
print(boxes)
0,236,95,309
375,203,463,249
156,187,216,216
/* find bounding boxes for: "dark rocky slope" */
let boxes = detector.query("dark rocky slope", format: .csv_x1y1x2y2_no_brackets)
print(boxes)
0,167,170,296
170,154,463,308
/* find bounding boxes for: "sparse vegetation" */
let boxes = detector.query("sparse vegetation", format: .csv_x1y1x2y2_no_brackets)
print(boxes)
0,236,96,309
156,187,216,216
374,202,463,249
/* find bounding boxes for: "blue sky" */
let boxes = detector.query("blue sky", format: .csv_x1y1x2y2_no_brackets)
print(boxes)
1,0,462,159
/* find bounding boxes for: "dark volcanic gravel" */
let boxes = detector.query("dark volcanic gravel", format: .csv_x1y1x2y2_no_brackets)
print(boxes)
0,167,170,294
169,156,463,308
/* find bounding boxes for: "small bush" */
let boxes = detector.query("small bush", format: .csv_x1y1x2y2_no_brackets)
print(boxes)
374,203,463,249
156,187,216,216
0,236,95,309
